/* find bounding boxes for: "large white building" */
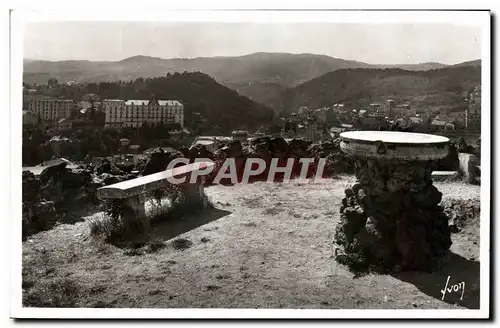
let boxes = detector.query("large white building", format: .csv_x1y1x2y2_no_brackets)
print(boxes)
103,98,184,128
28,95,74,121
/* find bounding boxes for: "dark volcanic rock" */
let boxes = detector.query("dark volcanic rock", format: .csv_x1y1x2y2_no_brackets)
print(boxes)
94,158,124,176
61,168,93,190
115,162,135,173
187,144,213,161
288,139,312,158
22,200,57,239
178,146,191,158
215,140,243,158
39,160,68,184
22,171,41,203
269,137,289,157
99,173,126,186
308,140,341,157
141,148,184,176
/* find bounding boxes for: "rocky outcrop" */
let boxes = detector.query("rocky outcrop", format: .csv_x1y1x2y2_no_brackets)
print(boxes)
22,171,41,204
22,171,57,239
288,139,312,158
94,158,125,176
22,136,359,236
22,200,57,240
22,159,129,237
139,148,184,176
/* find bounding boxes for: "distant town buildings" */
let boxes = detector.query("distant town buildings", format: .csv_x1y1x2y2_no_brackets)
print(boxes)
385,99,396,118
22,110,39,126
289,112,301,124
305,117,323,141
28,95,74,121
297,106,309,117
103,98,184,128
431,119,456,132
396,104,412,117
409,116,423,125
56,118,73,131
78,94,101,111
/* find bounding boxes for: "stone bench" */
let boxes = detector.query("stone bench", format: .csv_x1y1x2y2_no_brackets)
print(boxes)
96,162,215,224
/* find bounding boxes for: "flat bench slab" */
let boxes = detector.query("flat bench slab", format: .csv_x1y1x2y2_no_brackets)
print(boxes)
432,171,458,177
97,162,214,200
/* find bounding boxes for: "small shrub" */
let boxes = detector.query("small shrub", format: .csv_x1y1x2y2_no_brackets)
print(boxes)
261,206,282,216
88,212,149,245
103,199,128,220
145,239,166,253
123,248,144,256
170,238,193,250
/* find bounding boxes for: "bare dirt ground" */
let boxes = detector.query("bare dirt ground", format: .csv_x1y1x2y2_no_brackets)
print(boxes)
22,177,481,309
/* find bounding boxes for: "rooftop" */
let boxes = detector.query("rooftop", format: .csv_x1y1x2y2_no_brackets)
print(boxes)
125,100,149,106
431,119,454,126
158,100,183,106
341,124,354,128
103,99,183,107
28,95,55,101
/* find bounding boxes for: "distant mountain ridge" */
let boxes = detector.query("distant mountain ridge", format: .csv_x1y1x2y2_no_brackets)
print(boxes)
279,65,481,114
23,52,480,113
23,52,466,85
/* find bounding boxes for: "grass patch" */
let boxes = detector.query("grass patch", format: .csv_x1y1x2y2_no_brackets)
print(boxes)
240,197,261,209
88,212,150,246
261,206,283,216
170,238,193,250
23,277,83,308
145,239,167,253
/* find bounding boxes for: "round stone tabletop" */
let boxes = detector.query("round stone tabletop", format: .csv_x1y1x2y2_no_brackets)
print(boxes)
339,131,450,160
340,131,449,145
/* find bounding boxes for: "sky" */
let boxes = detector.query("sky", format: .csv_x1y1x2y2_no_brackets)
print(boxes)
23,22,482,65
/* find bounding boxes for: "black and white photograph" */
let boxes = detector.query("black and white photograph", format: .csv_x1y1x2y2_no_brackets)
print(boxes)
8,7,491,320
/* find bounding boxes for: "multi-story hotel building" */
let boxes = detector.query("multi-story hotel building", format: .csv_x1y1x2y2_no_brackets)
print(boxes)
103,98,184,128
28,95,74,121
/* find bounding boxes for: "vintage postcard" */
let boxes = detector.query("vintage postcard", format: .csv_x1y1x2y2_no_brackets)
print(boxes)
10,8,491,319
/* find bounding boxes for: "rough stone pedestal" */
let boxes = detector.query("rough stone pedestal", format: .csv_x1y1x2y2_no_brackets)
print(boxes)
335,131,452,273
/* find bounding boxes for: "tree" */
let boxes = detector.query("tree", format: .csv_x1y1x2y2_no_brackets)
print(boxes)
48,78,58,88
87,83,98,94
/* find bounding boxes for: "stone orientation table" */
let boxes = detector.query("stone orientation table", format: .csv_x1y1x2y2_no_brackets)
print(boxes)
334,131,452,273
